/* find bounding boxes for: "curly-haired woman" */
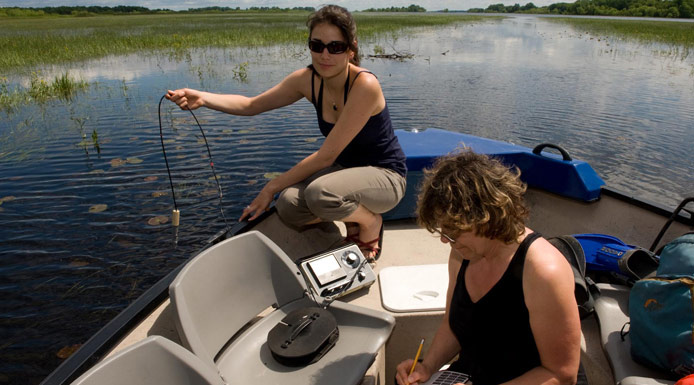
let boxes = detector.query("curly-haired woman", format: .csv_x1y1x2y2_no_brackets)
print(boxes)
395,149,586,385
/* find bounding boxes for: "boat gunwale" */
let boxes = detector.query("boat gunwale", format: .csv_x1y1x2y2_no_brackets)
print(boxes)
38,215,270,385
39,187,692,385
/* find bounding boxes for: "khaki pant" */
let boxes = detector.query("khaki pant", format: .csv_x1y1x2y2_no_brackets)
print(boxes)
276,164,406,227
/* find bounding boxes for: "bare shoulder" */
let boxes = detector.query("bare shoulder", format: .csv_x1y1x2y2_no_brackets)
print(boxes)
285,67,313,83
524,236,574,284
350,66,382,91
282,67,314,98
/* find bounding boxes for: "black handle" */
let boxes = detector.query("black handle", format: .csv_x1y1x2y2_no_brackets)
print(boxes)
532,143,572,161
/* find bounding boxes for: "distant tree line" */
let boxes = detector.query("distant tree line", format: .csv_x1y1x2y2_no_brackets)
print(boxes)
0,5,165,17
468,0,693,18
0,5,316,17
361,4,427,12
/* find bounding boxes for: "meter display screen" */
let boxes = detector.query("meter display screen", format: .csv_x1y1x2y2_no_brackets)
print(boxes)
307,254,346,286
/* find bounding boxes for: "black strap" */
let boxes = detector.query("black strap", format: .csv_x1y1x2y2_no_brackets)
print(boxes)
312,67,375,109
518,232,542,257
310,65,316,107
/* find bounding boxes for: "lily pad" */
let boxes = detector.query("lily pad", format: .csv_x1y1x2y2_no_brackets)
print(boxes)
129,137,139,141
239,139,249,145
151,191,168,198
264,172,282,180
238,129,251,134
176,155,185,159
0,196,16,204
89,169,105,174
305,138,318,143
201,188,217,196
247,179,258,185
116,240,137,248
144,176,158,182
110,158,126,167
197,138,206,145
222,129,233,134
56,344,82,359
126,157,143,164
147,216,169,226
88,204,107,213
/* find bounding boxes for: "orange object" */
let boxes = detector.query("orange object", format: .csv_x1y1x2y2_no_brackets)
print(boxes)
676,374,694,385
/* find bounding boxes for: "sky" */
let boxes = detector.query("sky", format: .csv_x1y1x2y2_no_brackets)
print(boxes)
0,0,557,12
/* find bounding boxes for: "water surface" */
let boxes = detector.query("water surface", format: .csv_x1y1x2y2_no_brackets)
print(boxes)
0,15,693,384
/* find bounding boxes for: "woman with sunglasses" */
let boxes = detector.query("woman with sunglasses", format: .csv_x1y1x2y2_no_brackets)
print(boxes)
395,149,586,385
166,5,406,261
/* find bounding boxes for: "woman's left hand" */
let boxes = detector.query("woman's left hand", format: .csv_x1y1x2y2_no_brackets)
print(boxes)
239,189,274,222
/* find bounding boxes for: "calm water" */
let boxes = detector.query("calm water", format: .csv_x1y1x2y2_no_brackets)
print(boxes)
1,15,693,383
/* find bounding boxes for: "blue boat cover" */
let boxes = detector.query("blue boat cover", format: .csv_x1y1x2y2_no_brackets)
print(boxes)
385,128,605,220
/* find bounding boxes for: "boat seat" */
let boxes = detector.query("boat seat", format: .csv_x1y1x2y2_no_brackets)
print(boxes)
593,283,676,385
70,336,223,385
169,230,395,385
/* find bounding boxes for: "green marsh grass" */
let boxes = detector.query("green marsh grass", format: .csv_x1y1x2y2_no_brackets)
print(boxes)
0,12,492,71
0,72,88,112
548,17,694,47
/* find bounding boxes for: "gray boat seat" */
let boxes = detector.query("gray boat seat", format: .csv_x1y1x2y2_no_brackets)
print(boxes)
70,336,223,385
593,283,676,385
169,230,395,385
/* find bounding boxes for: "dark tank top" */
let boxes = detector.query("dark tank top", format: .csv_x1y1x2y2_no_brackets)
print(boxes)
309,66,406,177
448,232,543,385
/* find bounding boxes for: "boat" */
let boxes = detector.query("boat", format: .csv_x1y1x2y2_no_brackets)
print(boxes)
40,128,693,385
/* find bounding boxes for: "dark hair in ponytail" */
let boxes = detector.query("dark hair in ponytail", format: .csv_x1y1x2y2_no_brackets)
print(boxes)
307,5,360,66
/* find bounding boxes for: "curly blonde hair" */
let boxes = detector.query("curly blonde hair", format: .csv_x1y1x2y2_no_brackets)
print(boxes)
417,148,529,244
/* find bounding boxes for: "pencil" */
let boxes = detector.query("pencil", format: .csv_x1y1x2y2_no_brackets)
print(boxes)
408,338,425,379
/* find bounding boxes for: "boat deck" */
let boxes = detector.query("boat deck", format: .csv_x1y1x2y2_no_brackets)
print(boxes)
106,188,691,385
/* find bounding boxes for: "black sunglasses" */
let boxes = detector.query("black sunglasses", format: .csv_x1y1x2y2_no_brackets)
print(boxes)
308,39,349,54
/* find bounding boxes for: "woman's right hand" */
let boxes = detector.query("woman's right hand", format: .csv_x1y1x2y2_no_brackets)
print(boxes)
166,88,204,110
395,359,433,385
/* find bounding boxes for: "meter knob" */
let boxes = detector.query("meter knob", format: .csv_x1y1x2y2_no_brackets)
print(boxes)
344,251,360,267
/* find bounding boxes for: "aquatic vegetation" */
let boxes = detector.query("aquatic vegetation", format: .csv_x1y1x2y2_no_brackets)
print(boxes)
0,13,491,71
0,196,16,205
147,215,169,225
263,171,282,179
88,204,107,213
232,61,249,82
1,72,88,113
56,344,81,359
110,158,127,167
549,17,694,47
28,71,88,102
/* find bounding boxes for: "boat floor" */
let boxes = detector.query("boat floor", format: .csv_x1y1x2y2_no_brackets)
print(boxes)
108,210,617,385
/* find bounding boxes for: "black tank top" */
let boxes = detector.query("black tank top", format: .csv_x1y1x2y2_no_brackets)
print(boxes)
448,232,542,385
309,66,406,177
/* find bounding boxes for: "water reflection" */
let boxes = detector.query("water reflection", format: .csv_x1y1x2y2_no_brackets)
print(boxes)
0,15,693,384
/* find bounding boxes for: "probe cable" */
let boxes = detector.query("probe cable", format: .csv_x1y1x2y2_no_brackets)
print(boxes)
157,94,229,230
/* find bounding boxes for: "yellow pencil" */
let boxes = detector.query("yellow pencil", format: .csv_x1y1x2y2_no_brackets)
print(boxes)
408,338,425,381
